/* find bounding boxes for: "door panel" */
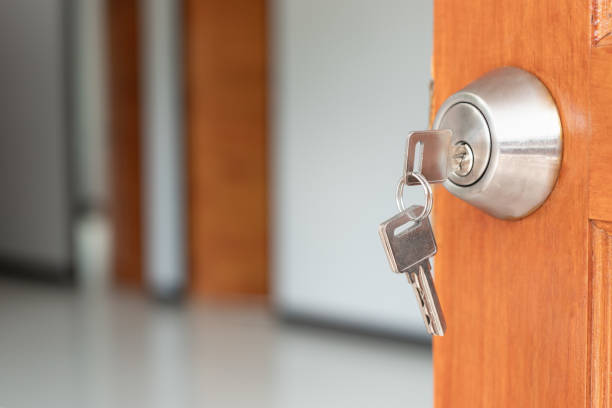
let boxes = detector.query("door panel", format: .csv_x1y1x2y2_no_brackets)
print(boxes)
431,1,610,406
589,46,612,221
590,221,612,406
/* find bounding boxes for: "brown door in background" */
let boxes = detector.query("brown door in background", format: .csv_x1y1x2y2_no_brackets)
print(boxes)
184,0,268,297
108,0,268,296
432,1,611,407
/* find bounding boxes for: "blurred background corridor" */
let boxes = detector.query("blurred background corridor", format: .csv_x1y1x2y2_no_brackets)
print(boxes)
0,0,434,406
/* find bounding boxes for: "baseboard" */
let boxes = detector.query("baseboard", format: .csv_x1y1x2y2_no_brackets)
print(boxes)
0,256,75,285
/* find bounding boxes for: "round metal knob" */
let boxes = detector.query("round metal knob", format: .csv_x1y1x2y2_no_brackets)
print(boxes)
433,67,562,220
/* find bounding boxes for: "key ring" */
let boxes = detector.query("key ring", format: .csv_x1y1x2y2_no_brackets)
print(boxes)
395,172,433,221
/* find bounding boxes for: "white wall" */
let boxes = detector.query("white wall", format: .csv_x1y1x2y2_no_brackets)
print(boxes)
272,0,433,337
0,0,72,273
140,0,186,297
73,0,108,209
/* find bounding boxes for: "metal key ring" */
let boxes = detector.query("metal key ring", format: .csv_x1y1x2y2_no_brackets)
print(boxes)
395,172,433,221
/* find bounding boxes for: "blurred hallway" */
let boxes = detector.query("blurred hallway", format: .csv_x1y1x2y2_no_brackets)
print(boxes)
0,279,432,408
0,2,436,406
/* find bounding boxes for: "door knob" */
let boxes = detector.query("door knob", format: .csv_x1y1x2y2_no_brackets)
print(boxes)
432,66,562,219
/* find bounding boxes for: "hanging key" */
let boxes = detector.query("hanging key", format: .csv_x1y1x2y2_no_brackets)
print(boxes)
378,130,452,335
379,203,446,336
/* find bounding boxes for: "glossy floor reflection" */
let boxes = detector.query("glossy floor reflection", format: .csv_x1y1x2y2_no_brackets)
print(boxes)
0,280,432,408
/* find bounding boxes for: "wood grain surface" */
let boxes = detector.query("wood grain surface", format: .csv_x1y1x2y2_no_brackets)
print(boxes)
183,0,268,296
593,0,612,46
590,221,612,408
107,0,143,287
589,45,612,222
434,1,612,405
588,29,612,408
432,1,594,406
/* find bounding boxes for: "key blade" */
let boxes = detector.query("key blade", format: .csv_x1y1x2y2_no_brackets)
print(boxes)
407,260,446,336
404,130,453,184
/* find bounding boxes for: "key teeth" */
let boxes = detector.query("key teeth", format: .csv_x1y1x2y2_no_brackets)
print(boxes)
419,262,446,336
406,261,446,336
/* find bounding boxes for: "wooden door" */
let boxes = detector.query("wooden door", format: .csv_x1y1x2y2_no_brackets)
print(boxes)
184,0,268,296
432,1,611,407
108,0,143,287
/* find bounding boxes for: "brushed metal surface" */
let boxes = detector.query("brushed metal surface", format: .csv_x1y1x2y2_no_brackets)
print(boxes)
433,67,562,219
437,102,491,186
378,205,437,274
404,130,452,185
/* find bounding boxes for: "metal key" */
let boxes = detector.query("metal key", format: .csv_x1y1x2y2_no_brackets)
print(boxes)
378,205,437,274
404,129,475,186
378,205,446,335
404,130,453,185
406,259,446,336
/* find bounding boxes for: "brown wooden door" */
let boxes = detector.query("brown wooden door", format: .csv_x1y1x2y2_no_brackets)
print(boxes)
432,1,612,407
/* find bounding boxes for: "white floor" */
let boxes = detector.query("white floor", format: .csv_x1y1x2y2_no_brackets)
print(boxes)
0,279,433,408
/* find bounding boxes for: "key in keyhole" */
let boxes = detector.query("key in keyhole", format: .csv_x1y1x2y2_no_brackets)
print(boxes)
404,130,453,185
